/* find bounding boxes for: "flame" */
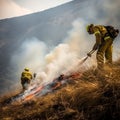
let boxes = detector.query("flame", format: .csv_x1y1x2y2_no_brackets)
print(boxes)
22,86,44,102
67,72,82,80
11,72,83,104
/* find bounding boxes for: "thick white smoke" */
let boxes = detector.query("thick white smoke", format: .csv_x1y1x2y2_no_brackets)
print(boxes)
32,20,96,84
11,37,47,82
11,0,120,89
11,20,96,87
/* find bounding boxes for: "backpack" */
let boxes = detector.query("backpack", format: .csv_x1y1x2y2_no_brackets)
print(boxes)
104,26,119,39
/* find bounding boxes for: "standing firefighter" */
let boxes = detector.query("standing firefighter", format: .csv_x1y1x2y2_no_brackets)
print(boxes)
21,68,33,91
86,24,119,72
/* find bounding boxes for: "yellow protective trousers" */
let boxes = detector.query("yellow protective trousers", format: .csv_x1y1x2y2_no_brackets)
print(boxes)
96,37,113,70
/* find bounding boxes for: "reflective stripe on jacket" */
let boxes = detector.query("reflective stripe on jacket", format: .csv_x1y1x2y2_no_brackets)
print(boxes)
93,25,108,38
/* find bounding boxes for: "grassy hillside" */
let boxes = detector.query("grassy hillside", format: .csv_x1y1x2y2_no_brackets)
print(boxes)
0,0,86,95
0,60,120,120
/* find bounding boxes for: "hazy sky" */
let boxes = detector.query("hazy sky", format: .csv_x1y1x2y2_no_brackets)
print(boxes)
0,0,73,19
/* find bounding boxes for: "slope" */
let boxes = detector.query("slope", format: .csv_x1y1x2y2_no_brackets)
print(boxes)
0,0,87,95
0,60,120,120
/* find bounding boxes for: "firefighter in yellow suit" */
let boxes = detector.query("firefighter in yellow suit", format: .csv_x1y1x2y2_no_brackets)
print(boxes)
86,24,115,71
21,68,33,90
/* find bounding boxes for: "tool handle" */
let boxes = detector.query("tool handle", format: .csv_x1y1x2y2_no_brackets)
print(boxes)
89,50,96,55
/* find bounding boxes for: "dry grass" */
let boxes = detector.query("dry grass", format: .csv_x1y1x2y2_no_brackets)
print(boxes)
0,61,120,120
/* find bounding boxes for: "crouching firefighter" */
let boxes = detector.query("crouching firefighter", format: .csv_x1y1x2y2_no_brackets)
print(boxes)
86,24,119,72
21,68,33,91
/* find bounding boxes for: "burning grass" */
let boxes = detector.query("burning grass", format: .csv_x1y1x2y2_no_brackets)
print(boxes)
0,61,120,120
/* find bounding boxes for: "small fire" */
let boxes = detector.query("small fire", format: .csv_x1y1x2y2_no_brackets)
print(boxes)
22,86,43,102
69,72,82,79
11,72,82,104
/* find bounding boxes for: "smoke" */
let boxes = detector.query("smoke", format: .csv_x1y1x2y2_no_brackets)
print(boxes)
11,20,95,88
8,0,120,95
77,0,120,61
11,38,47,79
35,19,96,84
100,0,120,60
97,0,120,61
81,0,120,26
99,0,120,26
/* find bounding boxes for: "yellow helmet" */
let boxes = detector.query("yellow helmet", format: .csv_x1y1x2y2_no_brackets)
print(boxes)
24,68,29,71
86,24,94,32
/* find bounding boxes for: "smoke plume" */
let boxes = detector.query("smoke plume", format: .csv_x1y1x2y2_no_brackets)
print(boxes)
11,20,96,87
3,0,120,95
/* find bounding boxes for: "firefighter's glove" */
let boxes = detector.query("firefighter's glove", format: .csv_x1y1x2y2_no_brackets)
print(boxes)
87,52,92,57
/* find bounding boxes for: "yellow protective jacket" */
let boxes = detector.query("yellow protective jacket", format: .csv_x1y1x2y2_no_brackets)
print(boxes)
92,25,109,50
93,25,108,37
21,71,32,80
